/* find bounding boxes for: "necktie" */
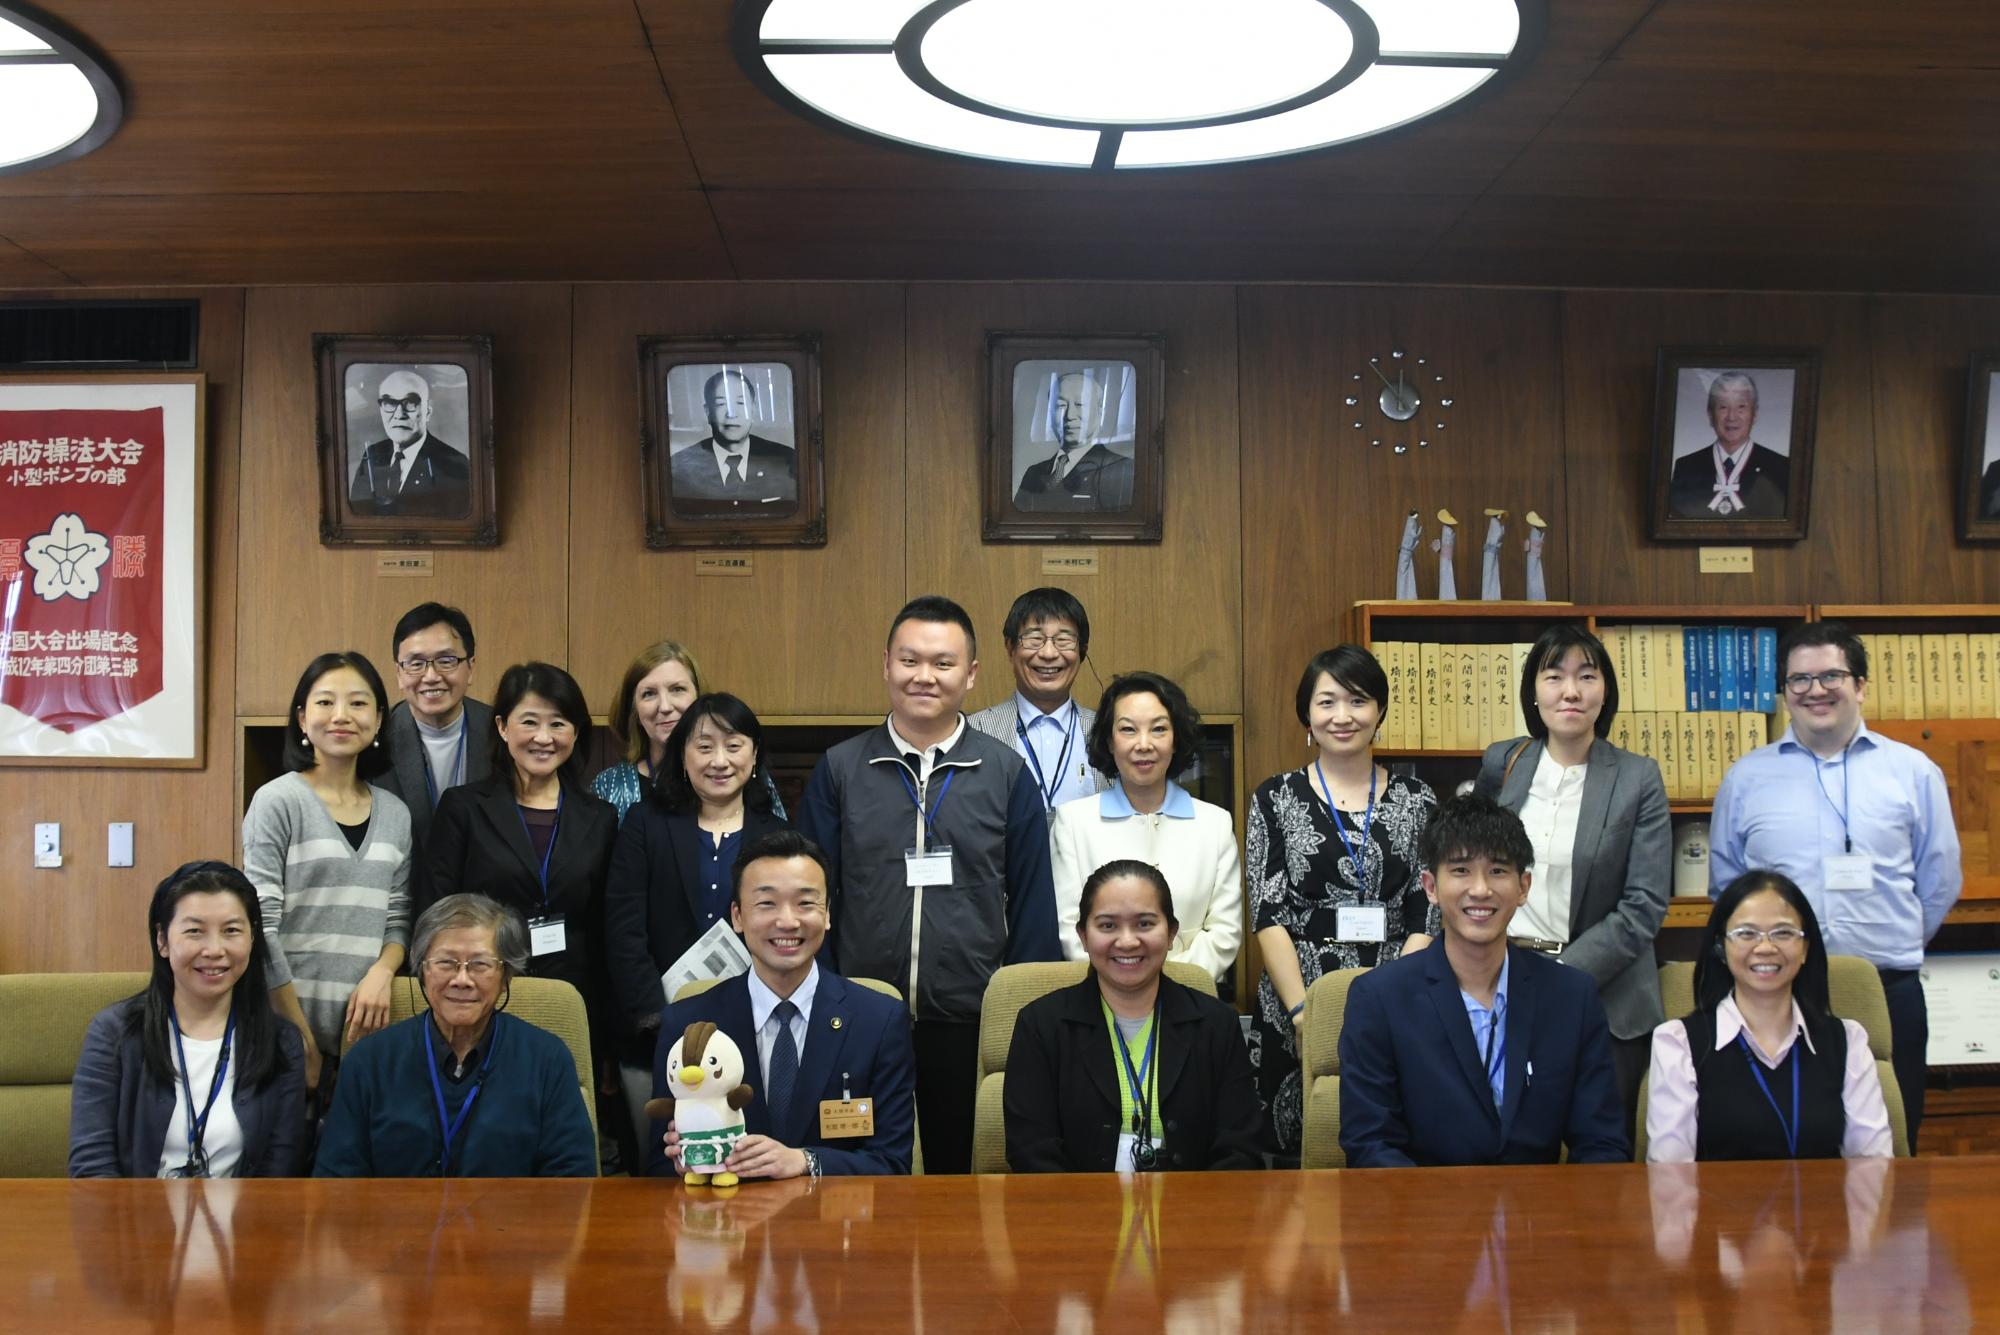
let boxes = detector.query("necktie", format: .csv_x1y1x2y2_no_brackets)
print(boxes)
1052,448,1073,484
768,999,799,1125
390,445,409,493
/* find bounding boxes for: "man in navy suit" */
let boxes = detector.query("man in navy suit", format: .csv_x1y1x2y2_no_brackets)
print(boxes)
1338,794,1629,1167
647,829,916,1178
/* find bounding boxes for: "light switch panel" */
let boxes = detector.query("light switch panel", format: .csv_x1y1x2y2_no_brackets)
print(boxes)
34,822,61,868
108,822,134,867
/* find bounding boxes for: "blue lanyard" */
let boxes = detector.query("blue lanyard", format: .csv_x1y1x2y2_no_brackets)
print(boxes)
1479,998,1505,1106
421,722,469,811
1313,758,1376,882
1739,1033,1801,1157
1806,742,1854,854
515,790,564,911
423,1016,499,1177
1015,708,1079,810
1103,999,1159,1134
168,1005,236,1163
894,766,956,834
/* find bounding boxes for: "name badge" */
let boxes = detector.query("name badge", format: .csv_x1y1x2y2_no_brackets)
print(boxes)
1336,905,1388,943
1823,854,1872,891
527,915,567,956
905,846,954,888
819,1098,876,1138
1114,1132,1163,1172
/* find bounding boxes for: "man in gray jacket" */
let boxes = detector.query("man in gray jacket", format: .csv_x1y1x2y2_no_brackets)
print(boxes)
798,595,1061,1174
966,587,1110,811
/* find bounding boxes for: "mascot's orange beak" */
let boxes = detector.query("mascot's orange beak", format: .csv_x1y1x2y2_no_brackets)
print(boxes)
679,1066,705,1087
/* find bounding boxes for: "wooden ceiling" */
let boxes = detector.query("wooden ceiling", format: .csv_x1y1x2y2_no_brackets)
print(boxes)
2,0,1997,291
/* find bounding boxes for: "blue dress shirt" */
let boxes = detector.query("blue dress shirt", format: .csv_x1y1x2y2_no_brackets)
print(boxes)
1459,953,1510,1108
1012,693,1097,810
1708,721,1961,969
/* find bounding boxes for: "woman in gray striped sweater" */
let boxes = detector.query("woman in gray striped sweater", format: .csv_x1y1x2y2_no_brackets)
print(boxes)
243,652,414,1093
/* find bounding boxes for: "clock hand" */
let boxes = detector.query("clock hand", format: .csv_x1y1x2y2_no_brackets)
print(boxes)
1366,359,1398,392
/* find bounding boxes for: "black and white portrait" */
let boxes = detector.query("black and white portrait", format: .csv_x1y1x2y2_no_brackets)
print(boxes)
1009,361,1136,513
344,361,473,520
1664,367,1796,521
1977,373,2000,519
663,362,798,516
1955,356,2000,541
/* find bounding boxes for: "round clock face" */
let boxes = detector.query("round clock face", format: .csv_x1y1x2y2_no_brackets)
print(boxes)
1379,382,1421,422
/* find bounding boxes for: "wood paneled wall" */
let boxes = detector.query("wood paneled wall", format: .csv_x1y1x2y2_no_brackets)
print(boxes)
0,288,245,973
9,281,2000,972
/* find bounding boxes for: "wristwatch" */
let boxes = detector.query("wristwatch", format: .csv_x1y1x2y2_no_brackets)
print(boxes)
801,1148,821,1184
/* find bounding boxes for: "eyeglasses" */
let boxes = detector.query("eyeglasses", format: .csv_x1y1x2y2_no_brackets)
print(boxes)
1724,925,1805,946
378,394,425,417
1015,631,1080,653
398,654,465,675
1783,670,1854,694
423,956,500,980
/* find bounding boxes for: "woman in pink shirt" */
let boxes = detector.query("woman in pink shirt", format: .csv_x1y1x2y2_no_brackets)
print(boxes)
1646,870,1892,1161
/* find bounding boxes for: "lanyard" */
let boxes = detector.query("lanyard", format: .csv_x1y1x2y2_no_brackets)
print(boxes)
1806,742,1854,854
515,789,564,911
1479,997,1505,1106
1015,708,1079,810
1314,758,1376,882
895,765,956,851
423,1016,499,1177
421,722,469,811
169,1006,236,1166
1739,1033,1801,1157
1102,999,1160,1137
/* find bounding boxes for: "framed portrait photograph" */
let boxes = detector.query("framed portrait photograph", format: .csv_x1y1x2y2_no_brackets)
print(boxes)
1957,354,2000,541
639,334,825,549
314,333,497,546
0,374,205,766
985,332,1166,543
1648,347,1819,542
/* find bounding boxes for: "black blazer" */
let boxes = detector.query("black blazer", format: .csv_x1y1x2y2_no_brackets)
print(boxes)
348,435,473,517
69,998,307,1178
427,773,618,1022
1004,974,1263,1173
1666,442,1789,520
602,798,791,1056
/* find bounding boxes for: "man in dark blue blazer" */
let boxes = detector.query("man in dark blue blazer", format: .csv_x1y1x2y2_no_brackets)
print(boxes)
1339,794,1630,1167
646,830,916,1178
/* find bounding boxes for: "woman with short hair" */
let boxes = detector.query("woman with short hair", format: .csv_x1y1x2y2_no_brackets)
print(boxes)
1646,871,1893,1162
1004,860,1262,1172
1048,671,1242,980
315,893,597,1177
1247,645,1438,1154
70,861,306,1178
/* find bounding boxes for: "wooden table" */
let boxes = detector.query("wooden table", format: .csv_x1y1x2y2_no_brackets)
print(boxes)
10,1160,1991,1331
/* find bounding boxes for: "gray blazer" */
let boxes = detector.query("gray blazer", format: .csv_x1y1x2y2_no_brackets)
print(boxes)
1475,735,1672,1041
69,998,307,1178
379,697,496,910
966,698,1111,796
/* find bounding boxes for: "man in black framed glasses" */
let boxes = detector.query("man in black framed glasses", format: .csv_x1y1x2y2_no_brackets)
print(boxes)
349,367,472,518
1709,621,1962,1147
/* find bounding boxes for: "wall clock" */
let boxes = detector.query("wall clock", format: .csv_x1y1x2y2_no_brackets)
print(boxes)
1346,349,1453,455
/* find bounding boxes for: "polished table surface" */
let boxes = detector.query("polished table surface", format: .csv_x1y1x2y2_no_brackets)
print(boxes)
9,1158,1993,1332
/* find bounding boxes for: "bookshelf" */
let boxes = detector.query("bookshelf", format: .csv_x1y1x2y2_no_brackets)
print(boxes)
1349,601,2000,934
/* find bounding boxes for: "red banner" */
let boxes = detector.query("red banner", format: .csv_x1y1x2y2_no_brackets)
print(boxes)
0,408,166,733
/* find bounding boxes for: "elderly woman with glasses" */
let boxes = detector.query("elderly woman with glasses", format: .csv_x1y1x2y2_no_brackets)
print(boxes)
315,894,597,1177
1645,870,1893,1162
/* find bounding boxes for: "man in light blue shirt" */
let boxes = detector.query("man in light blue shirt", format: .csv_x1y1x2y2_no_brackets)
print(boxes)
967,588,1108,809
1709,622,1961,1144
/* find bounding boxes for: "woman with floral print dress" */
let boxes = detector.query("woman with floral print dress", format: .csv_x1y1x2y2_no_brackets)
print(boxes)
1248,645,1438,1153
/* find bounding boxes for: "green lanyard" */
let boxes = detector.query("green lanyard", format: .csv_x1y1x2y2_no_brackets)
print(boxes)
1100,998,1164,1142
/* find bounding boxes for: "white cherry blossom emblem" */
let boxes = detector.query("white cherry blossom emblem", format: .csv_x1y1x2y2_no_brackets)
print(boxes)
23,513,111,602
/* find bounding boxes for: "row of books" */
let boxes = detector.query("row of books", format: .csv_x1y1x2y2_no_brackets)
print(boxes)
1375,642,1528,752
1607,710,1770,802
1598,624,1780,715
1858,633,1999,720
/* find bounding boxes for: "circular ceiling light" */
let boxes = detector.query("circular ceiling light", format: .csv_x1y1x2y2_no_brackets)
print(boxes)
735,0,1540,170
0,4,122,177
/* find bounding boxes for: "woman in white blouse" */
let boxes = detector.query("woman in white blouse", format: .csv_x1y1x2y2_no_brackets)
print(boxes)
1646,870,1892,1161
1049,671,1242,983
1474,624,1671,1122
